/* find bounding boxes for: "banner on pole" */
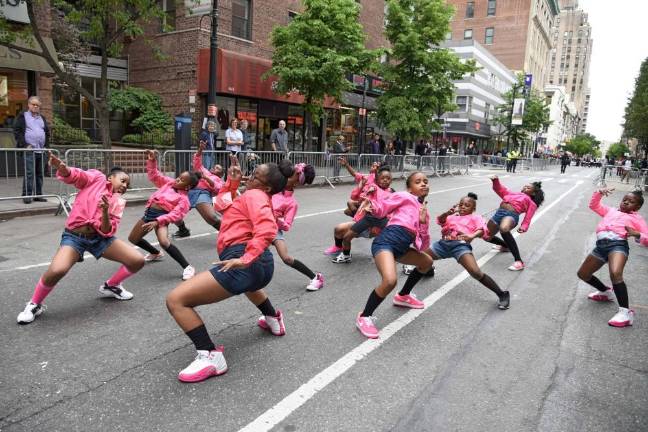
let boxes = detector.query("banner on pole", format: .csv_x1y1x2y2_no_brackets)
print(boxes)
512,98,525,125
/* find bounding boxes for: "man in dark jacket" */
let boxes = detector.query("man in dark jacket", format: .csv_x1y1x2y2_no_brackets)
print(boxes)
14,96,49,203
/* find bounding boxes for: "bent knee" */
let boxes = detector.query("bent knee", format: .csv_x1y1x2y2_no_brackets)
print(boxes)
469,270,484,280
127,256,145,272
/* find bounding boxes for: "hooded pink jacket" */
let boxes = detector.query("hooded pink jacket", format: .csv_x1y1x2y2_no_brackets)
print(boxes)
145,159,190,226
272,190,298,232
589,191,648,246
492,178,538,231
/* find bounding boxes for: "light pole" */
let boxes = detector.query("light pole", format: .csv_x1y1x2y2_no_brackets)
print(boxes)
207,1,219,121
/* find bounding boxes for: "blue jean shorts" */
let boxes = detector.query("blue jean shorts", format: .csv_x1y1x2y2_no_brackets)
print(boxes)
371,225,415,259
490,208,520,226
591,239,629,263
142,207,168,222
60,229,115,260
431,239,473,261
188,188,212,208
209,244,274,295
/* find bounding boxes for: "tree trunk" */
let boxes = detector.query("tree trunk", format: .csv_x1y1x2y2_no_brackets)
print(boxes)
304,100,313,152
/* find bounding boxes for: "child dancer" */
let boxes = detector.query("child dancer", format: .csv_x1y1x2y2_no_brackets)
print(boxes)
328,166,394,262
165,157,293,383
173,143,224,238
128,150,200,280
17,152,145,324
576,188,648,327
431,193,510,309
486,175,544,271
272,163,324,291
339,157,380,217
355,172,434,339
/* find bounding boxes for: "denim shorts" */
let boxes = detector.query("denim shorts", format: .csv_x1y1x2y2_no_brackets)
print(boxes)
371,225,415,259
188,188,213,208
60,229,115,260
209,244,274,295
591,239,629,263
431,239,473,261
490,208,520,226
351,214,388,235
142,207,168,222
274,230,285,242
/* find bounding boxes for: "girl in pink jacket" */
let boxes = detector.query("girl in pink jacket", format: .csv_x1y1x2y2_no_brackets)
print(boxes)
355,171,434,339
486,175,545,271
431,192,510,310
17,152,145,325
576,188,648,327
271,163,324,291
128,150,201,281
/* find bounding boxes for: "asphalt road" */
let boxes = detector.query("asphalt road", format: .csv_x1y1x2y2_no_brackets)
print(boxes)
1,166,647,432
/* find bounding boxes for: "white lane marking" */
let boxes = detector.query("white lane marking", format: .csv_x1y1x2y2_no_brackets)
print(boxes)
543,177,554,182
558,179,568,184
571,173,579,177
237,180,585,432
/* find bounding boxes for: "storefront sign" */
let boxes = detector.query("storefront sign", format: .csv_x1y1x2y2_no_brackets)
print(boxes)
207,104,217,116
0,37,57,73
1,0,29,24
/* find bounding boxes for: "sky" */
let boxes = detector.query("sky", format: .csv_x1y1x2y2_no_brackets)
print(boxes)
578,0,648,142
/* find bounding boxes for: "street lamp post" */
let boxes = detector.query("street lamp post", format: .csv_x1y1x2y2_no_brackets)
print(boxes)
207,0,219,120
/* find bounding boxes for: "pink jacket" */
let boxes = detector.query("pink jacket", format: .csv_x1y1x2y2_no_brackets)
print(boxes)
369,191,430,251
58,168,125,238
353,184,393,222
145,159,190,226
492,178,538,231
272,190,298,232
350,172,375,200
589,191,648,246
437,213,489,240
193,153,223,195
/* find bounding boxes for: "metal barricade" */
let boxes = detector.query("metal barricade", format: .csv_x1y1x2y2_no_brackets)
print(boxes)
238,151,290,177
0,148,68,214
481,155,507,170
285,151,334,187
403,155,421,177
382,154,405,177
596,164,646,190
436,156,452,175
420,155,439,177
327,153,360,182
162,149,231,178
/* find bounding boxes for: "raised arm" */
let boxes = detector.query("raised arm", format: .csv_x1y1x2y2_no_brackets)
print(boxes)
490,176,510,199
588,189,612,217
145,150,174,189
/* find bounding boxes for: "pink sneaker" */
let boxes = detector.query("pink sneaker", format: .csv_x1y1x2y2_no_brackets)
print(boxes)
608,307,635,327
178,346,228,383
587,288,614,302
324,245,342,256
393,293,424,309
306,273,324,291
257,310,286,336
507,261,525,271
356,313,379,339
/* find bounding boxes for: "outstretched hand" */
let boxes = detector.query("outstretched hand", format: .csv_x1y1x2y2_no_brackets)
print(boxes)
214,258,247,272
98,195,109,212
145,149,158,161
625,225,641,238
48,150,70,176
598,187,615,196
338,157,348,167
489,175,498,181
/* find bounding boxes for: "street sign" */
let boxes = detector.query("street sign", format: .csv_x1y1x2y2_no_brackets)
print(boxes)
524,73,533,88
207,104,217,116
512,98,525,125
358,108,366,116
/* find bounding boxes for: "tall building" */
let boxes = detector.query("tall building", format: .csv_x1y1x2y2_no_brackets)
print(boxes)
124,0,389,152
445,0,560,91
580,88,590,133
539,85,577,151
547,0,592,133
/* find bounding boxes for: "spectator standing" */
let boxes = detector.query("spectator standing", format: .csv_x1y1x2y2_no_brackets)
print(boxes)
240,119,253,151
14,96,49,204
270,120,289,153
225,119,243,154
199,121,218,170
378,134,386,154
330,135,349,178
394,136,404,156
560,152,570,174
438,143,448,173
415,139,426,156
369,134,380,154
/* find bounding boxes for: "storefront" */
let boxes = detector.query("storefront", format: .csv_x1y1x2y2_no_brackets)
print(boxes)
442,120,491,154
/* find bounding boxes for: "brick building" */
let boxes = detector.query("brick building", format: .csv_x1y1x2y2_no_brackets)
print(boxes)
445,0,560,91
547,0,592,133
125,0,389,152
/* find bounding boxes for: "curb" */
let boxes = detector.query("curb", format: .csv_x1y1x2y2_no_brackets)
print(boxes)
0,198,150,221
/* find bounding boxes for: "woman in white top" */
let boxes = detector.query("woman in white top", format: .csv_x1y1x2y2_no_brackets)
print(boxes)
621,158,633,184
225,119,243,154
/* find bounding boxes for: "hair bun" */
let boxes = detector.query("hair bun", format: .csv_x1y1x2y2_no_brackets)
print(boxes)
533,181,542,189
467,192,478,200
278,159,295,178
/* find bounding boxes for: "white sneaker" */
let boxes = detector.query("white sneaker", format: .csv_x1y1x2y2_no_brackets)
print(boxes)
177,347,228,383
587,288,614,302
144,251,164,262
182,265,195,280
332,252,352,264
17,301,46,324
402,264,415,275
306,273,324,291
257,310,286,336
99,283,134,300
608,307,635,328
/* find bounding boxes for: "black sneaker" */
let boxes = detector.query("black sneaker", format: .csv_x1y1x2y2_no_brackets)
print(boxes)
497,291,510,310
172,228,191,238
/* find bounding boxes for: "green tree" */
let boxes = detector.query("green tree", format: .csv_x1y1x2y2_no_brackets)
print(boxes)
623,57,648,157
493,75,551,153
0,0,168,148
565,133,599,156
607,142,630,159
377,0,475,141
266,0,377,149
110,86,173,132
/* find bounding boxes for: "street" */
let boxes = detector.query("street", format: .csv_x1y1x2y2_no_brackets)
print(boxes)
1,166,647,432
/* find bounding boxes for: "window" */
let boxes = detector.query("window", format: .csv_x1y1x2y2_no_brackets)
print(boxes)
484,27,494,44
456,96,469,112
484,103,491,122
445,31,452,41
466,1,474,18
487,0,496,16
464,29,473,40
158,0,176,32
231,0,252,40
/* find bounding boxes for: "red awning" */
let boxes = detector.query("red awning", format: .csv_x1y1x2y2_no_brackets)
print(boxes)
197,48,338,108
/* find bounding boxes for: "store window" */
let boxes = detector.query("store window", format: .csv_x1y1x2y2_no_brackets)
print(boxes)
0,68,29,129
232,0,252,40
287,104,305,151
